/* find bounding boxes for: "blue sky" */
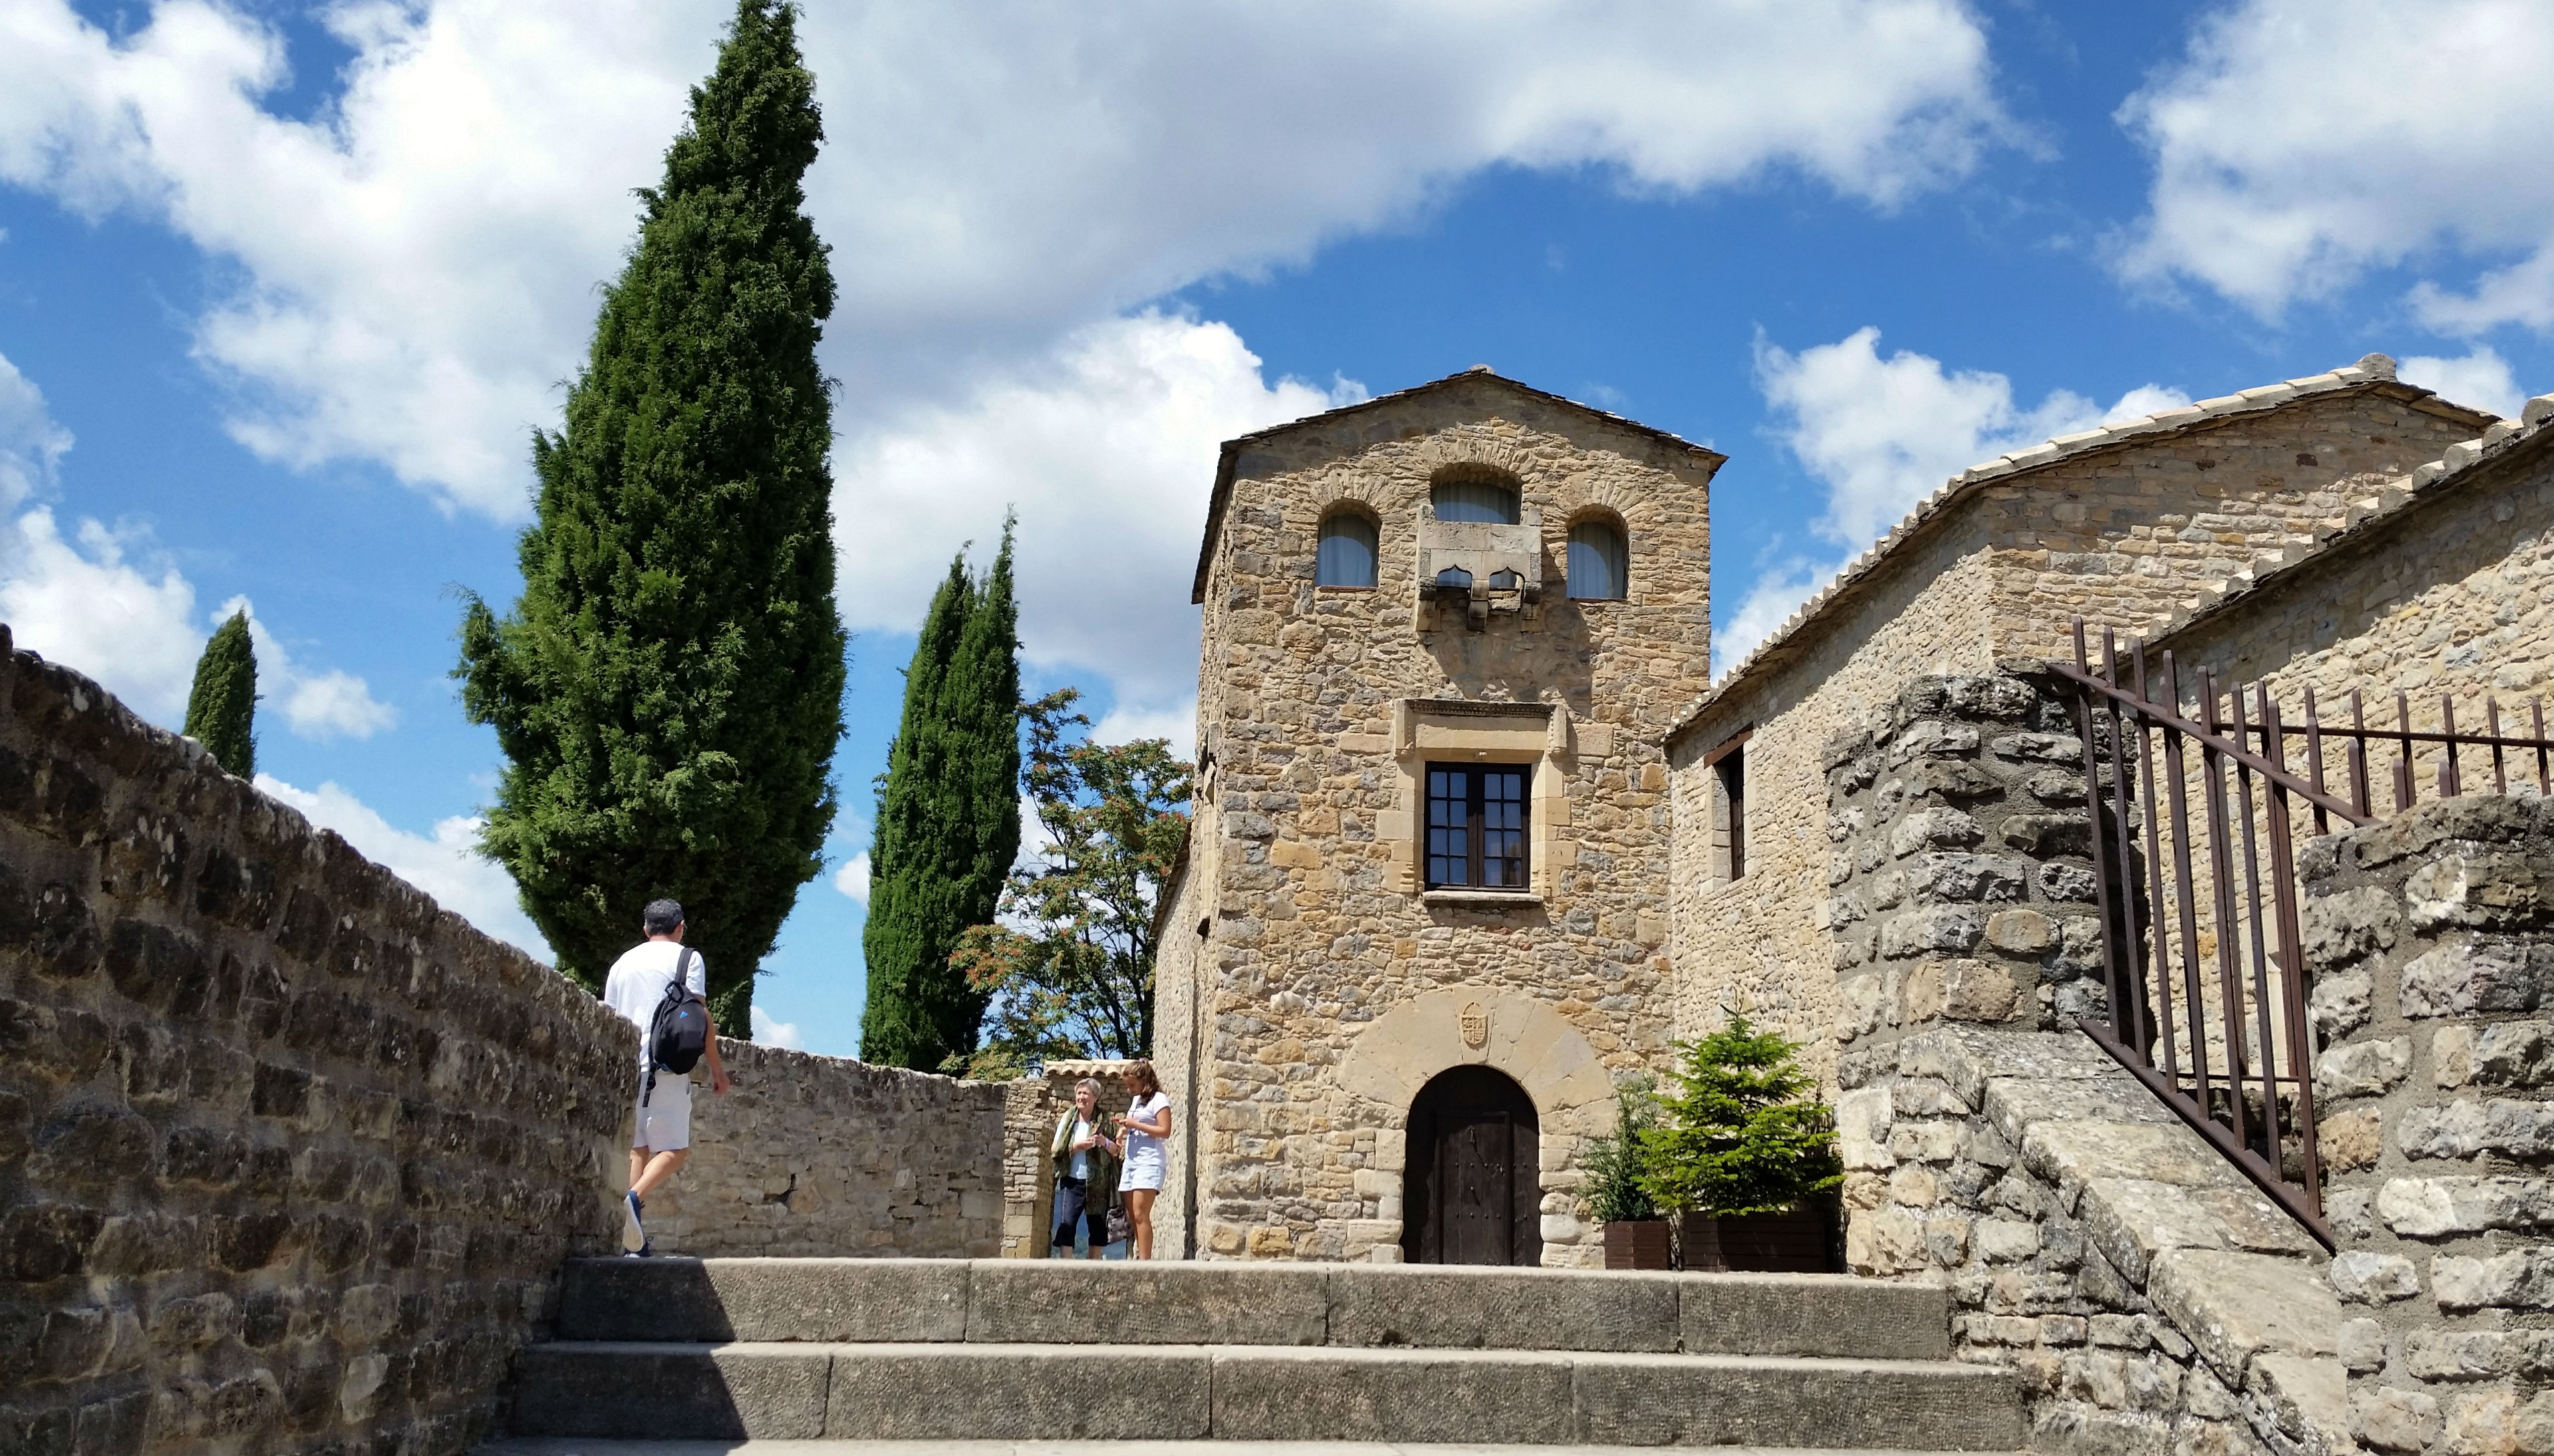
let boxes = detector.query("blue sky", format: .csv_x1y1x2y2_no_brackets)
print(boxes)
3,0,2549,1058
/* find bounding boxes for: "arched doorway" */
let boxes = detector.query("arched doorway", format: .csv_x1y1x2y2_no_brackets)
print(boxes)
1401,1065,1541,1266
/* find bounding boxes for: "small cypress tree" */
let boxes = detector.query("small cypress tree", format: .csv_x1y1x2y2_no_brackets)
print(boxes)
184,610,257,778
1638,1017,1842,1218
455,0,844,1030
860,526,1022,1068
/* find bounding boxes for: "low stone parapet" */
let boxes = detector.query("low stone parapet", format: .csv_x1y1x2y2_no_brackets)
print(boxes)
1842,1024,2345,1455
2304,795,2554,1455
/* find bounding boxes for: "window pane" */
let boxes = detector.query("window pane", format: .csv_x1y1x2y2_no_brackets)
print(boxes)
1431,478,1520,524
1315,513,1379,588
1567,521,1627,599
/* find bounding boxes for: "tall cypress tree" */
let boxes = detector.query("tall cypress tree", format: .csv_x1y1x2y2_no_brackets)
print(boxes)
184,609,257,778
860,526,1021,1068
455,0,844,1032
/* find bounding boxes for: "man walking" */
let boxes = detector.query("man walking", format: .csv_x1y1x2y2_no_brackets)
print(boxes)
602,897,730,1255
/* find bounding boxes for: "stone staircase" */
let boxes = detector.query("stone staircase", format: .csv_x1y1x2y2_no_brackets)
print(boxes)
481,1258,2023,1450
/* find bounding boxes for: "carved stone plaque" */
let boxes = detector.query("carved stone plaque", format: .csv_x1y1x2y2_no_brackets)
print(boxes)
1460,1002,1489,1050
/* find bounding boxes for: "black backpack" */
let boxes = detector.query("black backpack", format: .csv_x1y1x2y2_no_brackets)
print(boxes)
642,946,709,1107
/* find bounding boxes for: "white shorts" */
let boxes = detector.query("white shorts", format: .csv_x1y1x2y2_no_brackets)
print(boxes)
633,1070,692,1152
1120,1153,1165,1192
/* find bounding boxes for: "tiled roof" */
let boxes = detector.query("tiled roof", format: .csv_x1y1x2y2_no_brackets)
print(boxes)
2152,388,2554,644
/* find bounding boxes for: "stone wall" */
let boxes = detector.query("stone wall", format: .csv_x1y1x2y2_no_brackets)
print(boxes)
1817,670,2109,1058
1841,1026,2343,1455
2303,795,2554,1455
996,1059,1134,1259
0,630,632,1455
1182,375,1719,1264
624,1039,1007,1259
2155,398,2554,721
1823,668,2349,1453
1670,377,2491,1081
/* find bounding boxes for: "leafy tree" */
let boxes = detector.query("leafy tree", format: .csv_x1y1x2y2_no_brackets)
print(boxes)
1638,1017,1842,1218
184,609,257,778
1579,1074,1662,1224
454,0,844,1030
860,528,1022,1068
947,688,1193,1078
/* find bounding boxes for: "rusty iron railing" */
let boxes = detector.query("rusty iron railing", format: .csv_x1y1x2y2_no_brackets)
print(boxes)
2057,622,2554,1253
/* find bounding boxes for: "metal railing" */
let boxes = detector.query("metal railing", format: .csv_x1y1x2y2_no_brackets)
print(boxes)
2057,621,2554,1252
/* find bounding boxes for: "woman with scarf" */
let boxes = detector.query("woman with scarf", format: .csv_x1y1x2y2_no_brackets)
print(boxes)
1049,1078,1121,1258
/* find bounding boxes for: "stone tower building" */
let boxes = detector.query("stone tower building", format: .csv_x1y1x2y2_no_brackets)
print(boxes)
1153,368,1722,1267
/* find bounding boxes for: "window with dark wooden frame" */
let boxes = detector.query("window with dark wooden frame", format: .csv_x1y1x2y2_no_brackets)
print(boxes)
1706,732,1749,883
1425,762,1531,889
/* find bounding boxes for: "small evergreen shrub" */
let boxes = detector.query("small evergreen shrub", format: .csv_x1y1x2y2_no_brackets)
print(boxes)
1580,1074,1660,1224
1638,1016,1842,1218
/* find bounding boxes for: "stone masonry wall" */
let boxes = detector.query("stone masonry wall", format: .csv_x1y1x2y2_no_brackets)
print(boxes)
1185,377,1718,1264
1826,670,2348,1455
996,1060,1132,1259
622,1039,1007,1259
2157,400,2554,715
2303,795,2554,1455
0,630,632,1456
1984,384,2491,666
1840,1026,2342,1456
1817,670,2108,1058
1670,380,2491,1084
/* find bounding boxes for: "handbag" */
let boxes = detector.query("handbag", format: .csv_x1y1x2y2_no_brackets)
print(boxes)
1104,1198,1135,1246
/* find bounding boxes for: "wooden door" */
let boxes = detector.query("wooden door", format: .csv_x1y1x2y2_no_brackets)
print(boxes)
1402,1066,1541,1266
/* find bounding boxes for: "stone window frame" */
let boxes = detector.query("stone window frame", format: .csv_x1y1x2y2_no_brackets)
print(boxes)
1379,698,1573,903
1561,506,1632,603
1422,760,1532,890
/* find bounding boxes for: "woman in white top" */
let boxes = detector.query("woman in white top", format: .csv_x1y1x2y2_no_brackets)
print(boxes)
1112,1060,1174,1260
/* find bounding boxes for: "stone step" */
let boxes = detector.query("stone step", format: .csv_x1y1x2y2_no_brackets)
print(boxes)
483,1430,2012,1441
506,1341,2023,1450
555,1258,1950,1360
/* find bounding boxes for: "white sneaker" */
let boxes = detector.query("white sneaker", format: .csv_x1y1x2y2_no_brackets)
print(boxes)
622,1191,646,1254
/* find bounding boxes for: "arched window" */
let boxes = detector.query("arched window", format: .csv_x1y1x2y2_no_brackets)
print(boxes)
1431,475,1521,525
1567,519,1628,600
1315,511,1379,589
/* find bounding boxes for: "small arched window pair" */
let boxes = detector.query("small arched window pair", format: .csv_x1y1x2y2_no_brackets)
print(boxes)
1317,511,1380,589
1567,519,1628,600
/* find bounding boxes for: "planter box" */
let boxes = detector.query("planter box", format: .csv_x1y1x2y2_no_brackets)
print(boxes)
1601,1219,1670,1270
1678,1201,1841,1273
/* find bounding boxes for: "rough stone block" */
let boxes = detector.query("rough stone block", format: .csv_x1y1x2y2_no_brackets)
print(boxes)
2316,1037,2414,1101
1329,1264,1674,1352
827,1343,1210,1440
510,1344,832,1440
2401,937,2547,1016
977,1260,1327,1346
2434,1248,2554,1312
1210,1346,1572,1443
2329,1252,2422,1304
2147,1248,2339,1386
1574,1350,2025,1450
1681,1272,1949,1359
557,1258,969,1343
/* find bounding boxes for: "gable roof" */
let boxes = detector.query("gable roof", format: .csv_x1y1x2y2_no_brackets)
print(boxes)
1190,367,1722,604
1664,355,2501,743
2152,389,2554,648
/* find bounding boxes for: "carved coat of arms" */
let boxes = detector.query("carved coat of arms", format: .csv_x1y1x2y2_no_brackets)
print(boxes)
1459,1002,1489,1050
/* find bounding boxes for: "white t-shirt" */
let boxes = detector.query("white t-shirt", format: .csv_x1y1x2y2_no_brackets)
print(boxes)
1120,1092,1171,1170
602,939,709,1067
1069,1118,1097,1180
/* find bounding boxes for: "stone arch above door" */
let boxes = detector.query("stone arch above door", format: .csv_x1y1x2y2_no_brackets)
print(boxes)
1334,988,1615,1139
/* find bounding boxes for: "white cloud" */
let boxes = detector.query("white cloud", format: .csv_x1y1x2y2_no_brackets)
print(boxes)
1755,327,2189,549
1092,696,1200,763
212,595,398,740
838,312,1355,703
0,351,203,719
2118,0,2554,329
832,851,870,907
749,1004,806,1050
0,0,2006,516
254,773,550,961
0,352,398,736
2400,347,2526,422
1714,556,1834,676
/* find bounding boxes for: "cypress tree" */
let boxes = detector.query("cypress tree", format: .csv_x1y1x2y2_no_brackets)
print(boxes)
184,609,257,778
860,526,1022,1068
455,0,844,1032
